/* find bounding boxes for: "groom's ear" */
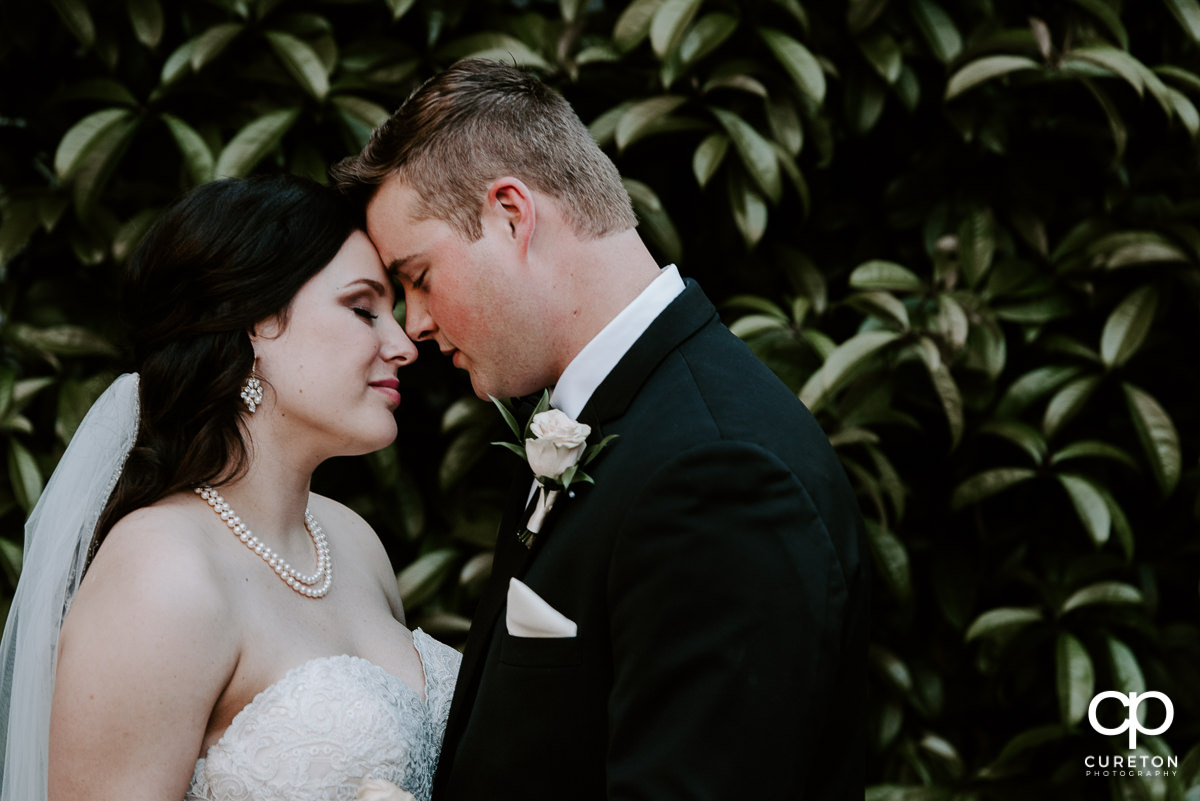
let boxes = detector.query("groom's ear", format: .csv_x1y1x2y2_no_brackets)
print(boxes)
486,177,535,254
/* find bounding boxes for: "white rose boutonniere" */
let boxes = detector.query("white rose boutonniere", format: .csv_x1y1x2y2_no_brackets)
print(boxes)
492,391,617,547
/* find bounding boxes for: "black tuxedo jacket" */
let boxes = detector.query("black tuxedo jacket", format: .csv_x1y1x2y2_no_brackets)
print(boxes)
432,282,867,800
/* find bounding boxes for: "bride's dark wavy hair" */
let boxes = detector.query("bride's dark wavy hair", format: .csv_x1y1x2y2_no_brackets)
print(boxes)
93,174,358,547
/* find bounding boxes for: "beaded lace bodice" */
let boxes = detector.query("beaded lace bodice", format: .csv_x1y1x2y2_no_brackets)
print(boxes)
186,629,460,801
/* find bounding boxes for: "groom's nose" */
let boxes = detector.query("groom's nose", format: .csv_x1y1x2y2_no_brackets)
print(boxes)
402,293,435,341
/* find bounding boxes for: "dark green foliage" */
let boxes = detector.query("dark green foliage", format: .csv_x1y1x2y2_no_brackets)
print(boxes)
2,0,1199,796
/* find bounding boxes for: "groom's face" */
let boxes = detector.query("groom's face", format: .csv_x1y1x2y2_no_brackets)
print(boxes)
366,177,557,400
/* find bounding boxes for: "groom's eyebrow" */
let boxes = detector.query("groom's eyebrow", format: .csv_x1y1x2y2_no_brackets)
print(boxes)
385,254,422,279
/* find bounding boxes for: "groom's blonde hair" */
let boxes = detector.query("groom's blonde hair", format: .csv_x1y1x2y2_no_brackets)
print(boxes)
330,58,637,242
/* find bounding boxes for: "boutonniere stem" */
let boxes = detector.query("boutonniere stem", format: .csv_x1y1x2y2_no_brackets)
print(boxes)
491,391,617,548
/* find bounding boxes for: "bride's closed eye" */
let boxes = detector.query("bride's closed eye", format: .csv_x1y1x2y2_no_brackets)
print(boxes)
353,307,379,321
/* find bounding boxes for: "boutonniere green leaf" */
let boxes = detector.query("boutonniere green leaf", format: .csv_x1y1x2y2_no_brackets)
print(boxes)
490,390,617,546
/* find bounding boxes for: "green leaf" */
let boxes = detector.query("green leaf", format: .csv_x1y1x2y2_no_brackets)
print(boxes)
162,114,214,186
858,29,903,85
265,31,330,100
0,368,14,421
7,439,43,513
54,108,134,178
845,70,887,135
910,0,962,63
766,93,804,157
1164,0,1200,43
711,107,782,203
1079,79,1129,162
614,0,668,53
624,178,682,264
679,12,738,68
489,395,522,440
726,170,768,250
994,294,1076,324
692,132,729,188
190,22,244,71
161,38,197,86
386,0,418,20
127,0,164,48
1106,636,1146,695
1123,382,1182,495
0,199,42,268
0,537,21,585
979,420,1048,464
491,441,528,461
1056,631,1094,725
1051,440,1138,470
113,209,160,262
1100,285,1159,368
215,108,300,178
55,78,140,107
799,330,902,411
846,291,910,330
587,101,633,148
723,294,789,320
650,0,703,58
965,606,1044,641
1062,46,1147,96
849,260,923,291
730,314,789,339
1067,0,1129,48
615,95,688,150
332,96,391,152
913,339,963,449
4,323,120,358
1057,474,1111,546
51,0,95,48
847,0,889,34
1166,86,1200,138
1043,374,1102,438
958,207,995,287
582,433,619,467
951,468,1038,510
945,55,1041,100
437,34,551,69
1085,230,1192,268
982,725,1073,776
395,548,457,608
758,27,825,103
1062,581,1143,613
1156,64,1200,95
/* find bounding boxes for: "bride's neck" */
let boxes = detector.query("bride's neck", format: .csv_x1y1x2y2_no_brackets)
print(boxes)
210,445,314,547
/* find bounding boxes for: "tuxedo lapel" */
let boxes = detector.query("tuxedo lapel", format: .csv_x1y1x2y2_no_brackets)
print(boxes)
579,280,718,428
439,475,534,760
439,281,719,779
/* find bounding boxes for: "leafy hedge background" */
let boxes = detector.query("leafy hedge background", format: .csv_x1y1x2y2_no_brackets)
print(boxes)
3,0,1200,797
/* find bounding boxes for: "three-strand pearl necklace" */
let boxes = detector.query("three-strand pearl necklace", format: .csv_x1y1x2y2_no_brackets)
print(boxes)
195,485,332,598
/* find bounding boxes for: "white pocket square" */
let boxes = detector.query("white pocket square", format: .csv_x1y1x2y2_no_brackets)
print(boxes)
506,578,577,638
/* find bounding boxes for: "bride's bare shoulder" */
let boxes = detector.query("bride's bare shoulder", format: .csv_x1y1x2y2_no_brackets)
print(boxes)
77,495,234,624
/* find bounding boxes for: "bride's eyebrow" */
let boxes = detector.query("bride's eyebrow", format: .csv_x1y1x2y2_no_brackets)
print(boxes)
339,278,388,296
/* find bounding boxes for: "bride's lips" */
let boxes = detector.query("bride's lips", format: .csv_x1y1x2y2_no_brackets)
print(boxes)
369,378,401,405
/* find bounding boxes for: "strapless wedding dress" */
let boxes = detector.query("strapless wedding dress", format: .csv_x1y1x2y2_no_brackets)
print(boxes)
186,629,460,801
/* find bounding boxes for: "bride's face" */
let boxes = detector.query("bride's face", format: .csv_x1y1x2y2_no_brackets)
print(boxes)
251,230,417,459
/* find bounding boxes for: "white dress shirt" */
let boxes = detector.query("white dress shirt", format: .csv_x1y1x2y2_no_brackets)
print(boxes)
549,264,685,419
522,265,684,506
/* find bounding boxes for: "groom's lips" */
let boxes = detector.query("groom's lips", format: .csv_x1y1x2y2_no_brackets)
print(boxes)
443,348,463,369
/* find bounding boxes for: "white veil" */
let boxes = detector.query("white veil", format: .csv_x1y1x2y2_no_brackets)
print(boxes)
0,373,139,801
